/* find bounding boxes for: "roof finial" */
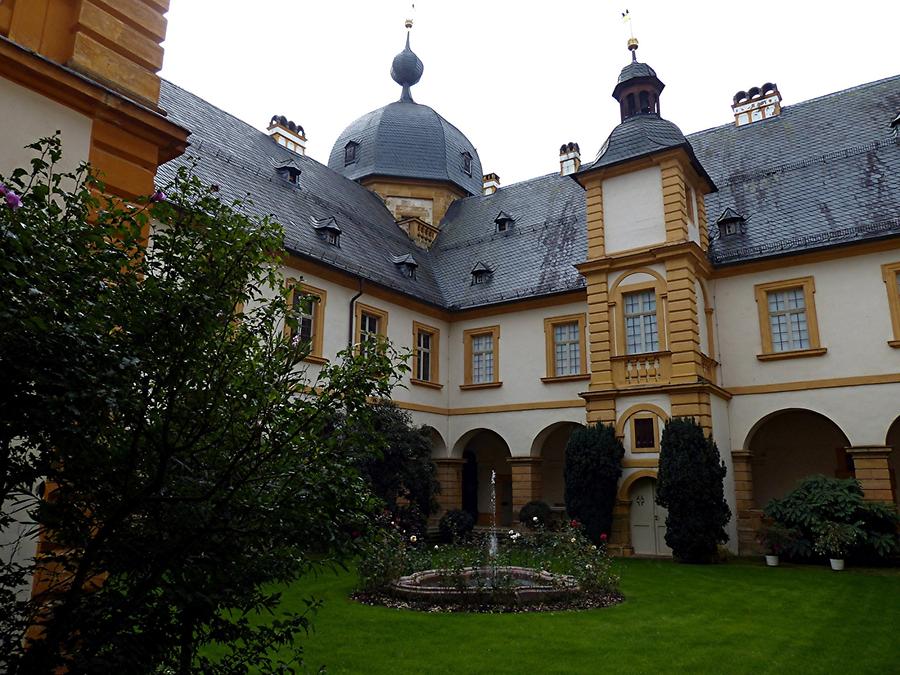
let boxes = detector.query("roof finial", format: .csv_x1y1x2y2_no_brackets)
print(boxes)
622,9,639,61
391,5,424,103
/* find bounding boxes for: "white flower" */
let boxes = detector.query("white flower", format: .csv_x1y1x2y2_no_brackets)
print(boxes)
570,537,577,543
532,516,539,522
434,545,439,550
410,535,417,543
508,530,515,536
591,545,597,550
586,564,593,570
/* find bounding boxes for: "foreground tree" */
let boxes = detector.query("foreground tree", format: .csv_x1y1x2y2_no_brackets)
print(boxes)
656,418,731,563
0,138,404,672
564,423,624,543
353,403,440,538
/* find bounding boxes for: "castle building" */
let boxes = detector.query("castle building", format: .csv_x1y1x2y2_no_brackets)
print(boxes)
2,6,899,556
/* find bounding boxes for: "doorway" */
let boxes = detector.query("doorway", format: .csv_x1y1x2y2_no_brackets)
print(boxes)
629,477,671,556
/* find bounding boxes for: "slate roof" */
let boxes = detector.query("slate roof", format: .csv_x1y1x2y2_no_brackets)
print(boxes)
578,114,716,189
617,61,658,85
430,172,586,309
157,81,446,307
327,101,484,196
688,74,900,265
156,72,900,312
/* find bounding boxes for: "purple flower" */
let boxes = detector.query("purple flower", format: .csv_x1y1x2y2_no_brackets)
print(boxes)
5,191,22,210
150,190,166,203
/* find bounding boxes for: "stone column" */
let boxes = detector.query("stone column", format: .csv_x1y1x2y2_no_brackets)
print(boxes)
433,458,464,518
508,457,542,520
847,446,896,503
731,450,760,555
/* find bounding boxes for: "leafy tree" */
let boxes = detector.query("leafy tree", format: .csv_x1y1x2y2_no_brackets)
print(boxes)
656,418,731,563
353,403,439,538
0,137,405,673
564,423,624,543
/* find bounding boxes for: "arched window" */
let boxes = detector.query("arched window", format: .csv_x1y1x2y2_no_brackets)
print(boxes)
639,91,650,114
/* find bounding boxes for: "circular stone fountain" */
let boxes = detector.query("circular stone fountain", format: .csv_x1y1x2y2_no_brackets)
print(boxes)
390,566,579,607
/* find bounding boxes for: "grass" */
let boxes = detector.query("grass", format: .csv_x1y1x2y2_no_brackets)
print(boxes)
231,558,900,674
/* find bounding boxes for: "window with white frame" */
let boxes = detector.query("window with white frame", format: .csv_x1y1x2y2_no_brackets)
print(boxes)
767,287,809,352
471,333,494,384
624,290,659,354
553,321,581,376
360,312,380,346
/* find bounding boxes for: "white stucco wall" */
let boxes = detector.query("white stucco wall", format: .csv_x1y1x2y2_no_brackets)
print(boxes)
602,166,665,254
714,249,900,388
0,76,92,177
0,77,94,599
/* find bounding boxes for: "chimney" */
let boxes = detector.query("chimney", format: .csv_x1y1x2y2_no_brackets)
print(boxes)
482,172,501,196
559,142,581,176
732,83,782,127
267,115,307,155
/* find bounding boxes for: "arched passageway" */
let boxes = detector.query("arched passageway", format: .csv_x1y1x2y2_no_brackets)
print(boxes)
458,430,513,527
531,422,583,511
747,409,851,508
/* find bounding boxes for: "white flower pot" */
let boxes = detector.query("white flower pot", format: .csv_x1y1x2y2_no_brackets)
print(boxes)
829,558,845,571
765,554,779,567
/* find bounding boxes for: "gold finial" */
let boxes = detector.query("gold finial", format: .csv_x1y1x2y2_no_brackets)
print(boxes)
622,9,638,60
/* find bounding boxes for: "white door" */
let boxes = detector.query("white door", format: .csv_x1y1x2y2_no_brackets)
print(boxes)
629,478,671,556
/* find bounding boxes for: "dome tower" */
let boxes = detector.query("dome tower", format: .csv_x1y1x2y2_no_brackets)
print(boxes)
328,24,483,246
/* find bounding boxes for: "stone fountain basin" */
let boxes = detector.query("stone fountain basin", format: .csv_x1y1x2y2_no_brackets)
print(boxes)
390,566,579,605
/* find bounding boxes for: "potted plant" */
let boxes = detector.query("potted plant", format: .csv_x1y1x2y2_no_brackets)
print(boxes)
756,523,796,566
814,522,860,571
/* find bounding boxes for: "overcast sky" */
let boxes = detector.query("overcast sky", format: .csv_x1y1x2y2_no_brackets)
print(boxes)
161,1,900,186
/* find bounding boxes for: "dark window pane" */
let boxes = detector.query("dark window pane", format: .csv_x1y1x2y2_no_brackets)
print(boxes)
634,418,655,449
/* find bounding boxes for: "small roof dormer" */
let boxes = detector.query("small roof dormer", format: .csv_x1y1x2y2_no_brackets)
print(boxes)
494,211,515,233
716,207,747,237
391,253,418,279
471,261,493,285
275,158,302,185
310,215,341,246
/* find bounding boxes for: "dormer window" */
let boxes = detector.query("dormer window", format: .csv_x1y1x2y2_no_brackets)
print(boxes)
310,216,342,247
344,141,359,166
716,207,746,237
462,151,473,176
471,262,493,285
494,211,515,233
276,161,302,185
391,253,418,280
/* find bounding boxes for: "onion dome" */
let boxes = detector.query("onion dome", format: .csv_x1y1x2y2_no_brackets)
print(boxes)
328,30,483,196
391,33,424,103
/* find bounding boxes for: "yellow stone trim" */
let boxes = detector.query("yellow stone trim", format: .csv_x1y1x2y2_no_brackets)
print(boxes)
753,276,822,357
395,398,584,417
412,320,441,385
881,261,900,345
285,279,327,362
617,469,658,501
543,313,588,379
354,301,389,346
462,324,500,388
729,371,900,395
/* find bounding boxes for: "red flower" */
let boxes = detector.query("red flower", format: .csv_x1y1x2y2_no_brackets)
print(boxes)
600,533,608,542
570,519,579,528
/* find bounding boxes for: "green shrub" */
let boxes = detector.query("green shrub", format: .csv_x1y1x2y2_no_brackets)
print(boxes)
519,500,552,529
756,522,800,556
814,522,861,558
439,509,476,543
764,475,899,560
564,423,624,543
657,418,731,563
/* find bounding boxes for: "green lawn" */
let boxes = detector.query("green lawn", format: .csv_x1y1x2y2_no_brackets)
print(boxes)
253,559,900,674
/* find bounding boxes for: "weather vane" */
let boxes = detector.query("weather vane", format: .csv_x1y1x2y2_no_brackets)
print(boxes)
621,8,639,59
405,2,415,30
